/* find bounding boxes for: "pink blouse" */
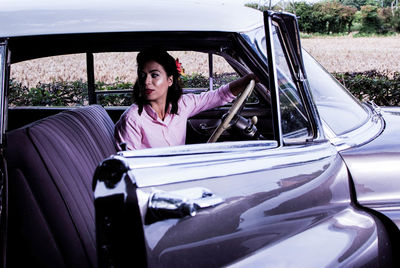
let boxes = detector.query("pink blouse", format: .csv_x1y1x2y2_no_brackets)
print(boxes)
114,84,235,150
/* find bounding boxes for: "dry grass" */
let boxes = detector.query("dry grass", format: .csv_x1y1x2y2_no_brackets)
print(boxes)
10,36,400,88
10,51,234,88
301,35,400,75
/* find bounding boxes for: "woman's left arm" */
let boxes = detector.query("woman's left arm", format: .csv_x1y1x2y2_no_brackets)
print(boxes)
184,73,259,118
229,73,258,96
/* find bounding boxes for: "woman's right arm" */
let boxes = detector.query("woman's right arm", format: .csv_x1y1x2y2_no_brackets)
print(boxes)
114,115,142,151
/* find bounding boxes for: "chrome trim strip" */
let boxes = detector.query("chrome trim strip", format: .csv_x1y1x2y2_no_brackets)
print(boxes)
381,106,400,115
0,44,6,145
118,141,336,188
118,140,278,159
264,14,283,147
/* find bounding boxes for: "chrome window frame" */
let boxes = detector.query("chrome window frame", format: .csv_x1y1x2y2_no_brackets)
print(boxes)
264,13,283,147
0,41,7,146
271,23,313,142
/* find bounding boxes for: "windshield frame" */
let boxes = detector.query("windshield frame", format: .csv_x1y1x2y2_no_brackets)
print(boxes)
0,42,7,146
241,17,323,145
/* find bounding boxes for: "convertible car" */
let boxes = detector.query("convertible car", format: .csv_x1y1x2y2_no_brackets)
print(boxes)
1,1,399,267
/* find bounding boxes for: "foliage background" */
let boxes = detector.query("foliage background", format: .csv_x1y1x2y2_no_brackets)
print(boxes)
8,71,400,107
247,0,400,35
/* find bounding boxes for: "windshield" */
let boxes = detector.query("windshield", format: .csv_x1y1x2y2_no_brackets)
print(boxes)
302,51,369,135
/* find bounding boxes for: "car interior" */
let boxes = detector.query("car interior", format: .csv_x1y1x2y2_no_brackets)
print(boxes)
2,30,312,266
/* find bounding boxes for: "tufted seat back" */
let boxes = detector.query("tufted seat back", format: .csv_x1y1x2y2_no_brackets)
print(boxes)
5,105,117,268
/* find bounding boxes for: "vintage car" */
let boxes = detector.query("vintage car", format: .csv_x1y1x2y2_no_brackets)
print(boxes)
1,0,399,267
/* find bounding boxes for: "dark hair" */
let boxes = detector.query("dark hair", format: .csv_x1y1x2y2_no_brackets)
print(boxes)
133,48,182,115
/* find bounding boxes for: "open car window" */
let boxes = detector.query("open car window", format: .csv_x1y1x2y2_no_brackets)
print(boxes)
8,25,315,148
94,51,244,107
9,53,88,107
9,47,274,144
9,50,264,108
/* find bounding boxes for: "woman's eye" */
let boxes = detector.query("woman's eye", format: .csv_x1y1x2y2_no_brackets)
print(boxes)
151,73,159,78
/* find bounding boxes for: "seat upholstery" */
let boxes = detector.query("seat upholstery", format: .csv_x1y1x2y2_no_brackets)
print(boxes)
5,105,117,268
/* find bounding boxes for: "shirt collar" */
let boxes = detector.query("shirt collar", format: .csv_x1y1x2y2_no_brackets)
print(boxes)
143,104,172,123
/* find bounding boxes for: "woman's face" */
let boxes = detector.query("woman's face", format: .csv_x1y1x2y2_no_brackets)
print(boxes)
140,60,173,104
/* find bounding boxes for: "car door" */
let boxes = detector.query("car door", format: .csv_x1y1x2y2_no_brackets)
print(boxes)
93,13,391,268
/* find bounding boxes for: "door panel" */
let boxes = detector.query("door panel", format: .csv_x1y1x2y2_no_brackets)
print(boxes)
127,141,378,266
93,141,386,266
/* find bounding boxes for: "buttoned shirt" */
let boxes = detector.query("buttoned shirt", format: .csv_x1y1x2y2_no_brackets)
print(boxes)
114,84,235,150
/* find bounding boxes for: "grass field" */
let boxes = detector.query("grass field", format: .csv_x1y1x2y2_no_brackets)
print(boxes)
301,35,400,76
10,35,400,88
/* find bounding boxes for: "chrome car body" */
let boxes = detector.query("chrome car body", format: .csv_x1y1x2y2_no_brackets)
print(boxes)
0,1,399,267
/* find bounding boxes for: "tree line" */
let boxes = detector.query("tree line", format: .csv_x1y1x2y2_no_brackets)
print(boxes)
247,0,400,34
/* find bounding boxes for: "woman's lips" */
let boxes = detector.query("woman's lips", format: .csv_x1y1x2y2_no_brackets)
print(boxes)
145,89,154,95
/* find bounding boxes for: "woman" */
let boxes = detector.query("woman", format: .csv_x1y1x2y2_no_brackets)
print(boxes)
114,48,257,150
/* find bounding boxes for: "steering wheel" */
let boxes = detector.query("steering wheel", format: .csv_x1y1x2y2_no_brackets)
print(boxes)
208,80,255,143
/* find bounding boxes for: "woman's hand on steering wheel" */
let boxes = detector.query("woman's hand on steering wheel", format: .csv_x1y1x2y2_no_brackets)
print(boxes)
208,79,256,143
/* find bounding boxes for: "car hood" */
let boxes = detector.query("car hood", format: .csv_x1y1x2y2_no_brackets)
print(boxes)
339,107,400,228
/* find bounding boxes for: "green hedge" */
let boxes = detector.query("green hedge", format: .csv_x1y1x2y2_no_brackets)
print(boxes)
8,71,400,107
333,71,400,106
8,73,239,107
247,1,400,35
180,73,239,88
9,79,88,106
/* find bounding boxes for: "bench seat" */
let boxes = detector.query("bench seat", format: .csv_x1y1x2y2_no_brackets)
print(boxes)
5,105,117,268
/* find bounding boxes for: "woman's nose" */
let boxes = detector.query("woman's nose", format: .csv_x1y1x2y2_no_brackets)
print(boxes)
144,74,151,85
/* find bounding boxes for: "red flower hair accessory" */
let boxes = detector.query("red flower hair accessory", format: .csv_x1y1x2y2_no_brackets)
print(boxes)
175,58,185,76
